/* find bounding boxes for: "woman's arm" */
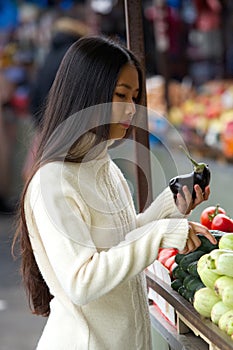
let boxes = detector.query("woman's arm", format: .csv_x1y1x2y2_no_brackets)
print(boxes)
137,184,210,227
137,187,184,228
25,171,189,306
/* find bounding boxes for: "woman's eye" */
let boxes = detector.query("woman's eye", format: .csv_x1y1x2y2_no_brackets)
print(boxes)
115,92,125,99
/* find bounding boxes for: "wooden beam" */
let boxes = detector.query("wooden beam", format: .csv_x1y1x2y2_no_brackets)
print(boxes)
124,0,153,212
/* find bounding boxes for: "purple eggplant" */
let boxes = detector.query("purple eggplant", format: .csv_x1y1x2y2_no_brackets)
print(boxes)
169,147,211,201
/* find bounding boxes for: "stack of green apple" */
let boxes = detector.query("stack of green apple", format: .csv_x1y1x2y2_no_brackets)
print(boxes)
193,233,233,339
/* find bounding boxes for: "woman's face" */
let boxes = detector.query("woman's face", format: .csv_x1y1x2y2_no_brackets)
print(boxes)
109,63,139,140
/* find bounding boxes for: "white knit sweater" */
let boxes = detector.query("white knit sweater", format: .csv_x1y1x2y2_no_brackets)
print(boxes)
24,142,189,350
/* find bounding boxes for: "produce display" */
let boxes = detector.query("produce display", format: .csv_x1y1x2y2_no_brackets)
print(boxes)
157,202,233,341
171,232,220,303
146,77,233,159
193,233,233,338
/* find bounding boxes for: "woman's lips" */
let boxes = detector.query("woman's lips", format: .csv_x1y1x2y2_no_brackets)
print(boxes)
119,121,131,128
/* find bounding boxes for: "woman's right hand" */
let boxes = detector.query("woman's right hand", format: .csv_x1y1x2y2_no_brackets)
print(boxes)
176,184,210,215
179,220,217,254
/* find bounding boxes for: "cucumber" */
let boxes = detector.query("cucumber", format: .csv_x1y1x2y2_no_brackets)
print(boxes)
196,234,218,253
183,275,194,288
172,266,189,280
175,253,185,264
195,282,206,292
187,261,199,277
183,289,195,302
171,279,183,291
186,277,205,292
178,285,186,297
179,250,205,270
177,286,195,303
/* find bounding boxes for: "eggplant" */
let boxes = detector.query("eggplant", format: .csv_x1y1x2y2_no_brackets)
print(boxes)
169,146,211,201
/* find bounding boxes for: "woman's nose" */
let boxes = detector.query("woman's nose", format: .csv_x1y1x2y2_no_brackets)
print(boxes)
126,101,136,117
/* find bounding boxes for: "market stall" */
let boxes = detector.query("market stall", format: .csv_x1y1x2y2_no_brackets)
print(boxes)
146,227,233,350
146,269,233,350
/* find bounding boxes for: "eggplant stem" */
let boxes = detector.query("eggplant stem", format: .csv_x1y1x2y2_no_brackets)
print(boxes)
179,145,200,167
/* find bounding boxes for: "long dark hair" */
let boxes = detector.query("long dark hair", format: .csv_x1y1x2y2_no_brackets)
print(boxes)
12,36,143,316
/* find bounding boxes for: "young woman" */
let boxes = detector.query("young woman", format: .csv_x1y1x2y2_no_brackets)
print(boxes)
13,36,214,350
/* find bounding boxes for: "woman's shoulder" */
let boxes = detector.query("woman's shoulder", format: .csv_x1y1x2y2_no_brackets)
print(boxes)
29,161,79,190
26,161,83,209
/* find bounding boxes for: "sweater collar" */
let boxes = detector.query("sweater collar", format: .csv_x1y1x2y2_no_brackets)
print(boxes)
67,132,114,163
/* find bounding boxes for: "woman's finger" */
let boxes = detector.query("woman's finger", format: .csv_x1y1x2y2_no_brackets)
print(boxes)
203,185,210,200
189,221,217,244
175,192,187,214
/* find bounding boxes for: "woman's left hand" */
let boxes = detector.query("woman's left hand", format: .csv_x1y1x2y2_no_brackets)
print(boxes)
176,184,210,215
179,220,217,254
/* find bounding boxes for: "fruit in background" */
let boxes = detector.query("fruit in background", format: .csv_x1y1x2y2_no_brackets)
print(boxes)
207,249,231,269
157,248,178,265
220,110,233,125
221,120,233,158
211,214,233,232
197,254,221,289
222,287,233,308
168,106,184,126
214,276,233,297
214,253,233,278
205,100,222,119
210,301,232,325
157,247,178,275
200,205,226,229
218,310,233,334
164,255,177,273
193,287,220,318
219,233,233,250
195,115,209,134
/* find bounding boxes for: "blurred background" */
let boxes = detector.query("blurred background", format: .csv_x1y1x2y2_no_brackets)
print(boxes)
1,0,233,349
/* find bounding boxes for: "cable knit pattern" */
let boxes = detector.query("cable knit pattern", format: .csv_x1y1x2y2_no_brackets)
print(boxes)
24,143,189,350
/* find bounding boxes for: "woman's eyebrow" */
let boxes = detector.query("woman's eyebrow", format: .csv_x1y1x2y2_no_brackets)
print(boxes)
116,83,139,91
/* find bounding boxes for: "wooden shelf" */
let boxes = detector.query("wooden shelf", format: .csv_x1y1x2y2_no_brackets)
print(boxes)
146,269,233,350
149,305,208,350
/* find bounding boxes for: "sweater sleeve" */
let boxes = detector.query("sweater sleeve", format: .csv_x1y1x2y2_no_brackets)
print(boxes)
25,172,189,306
137,187,185,227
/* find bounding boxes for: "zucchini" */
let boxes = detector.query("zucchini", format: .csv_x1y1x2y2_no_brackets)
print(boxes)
179,250,205,270
183,289,195,302
178,285,186,297
175,253,185,264
196,234,218,253
187,261,199,277
171,279,183,291
195,282,206,292
183,275,194,288
186,277,205,292
172,266,189,280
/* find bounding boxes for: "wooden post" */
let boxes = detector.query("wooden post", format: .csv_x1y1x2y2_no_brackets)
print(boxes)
152,0,170,108
124,0,153,212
